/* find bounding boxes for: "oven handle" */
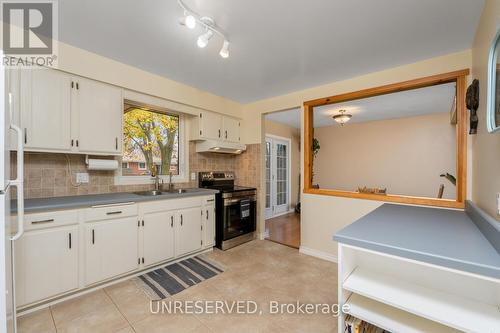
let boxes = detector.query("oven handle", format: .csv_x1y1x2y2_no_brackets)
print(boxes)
223,198,256,206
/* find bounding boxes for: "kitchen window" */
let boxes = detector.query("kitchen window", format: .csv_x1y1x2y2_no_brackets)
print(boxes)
115,102,187,184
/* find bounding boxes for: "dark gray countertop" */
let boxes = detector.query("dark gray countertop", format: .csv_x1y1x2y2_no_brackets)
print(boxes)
334,203,500,280
11,188,219,213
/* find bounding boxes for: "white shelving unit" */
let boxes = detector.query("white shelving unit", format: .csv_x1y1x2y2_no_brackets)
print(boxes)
346,293,460,333
338,244,500,333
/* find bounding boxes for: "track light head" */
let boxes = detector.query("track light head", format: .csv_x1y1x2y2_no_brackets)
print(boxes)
184,14,196,29
197,30,213,48
219,40,229,58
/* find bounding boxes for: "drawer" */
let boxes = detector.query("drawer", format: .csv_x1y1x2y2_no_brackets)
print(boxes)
84,203,138,222
140,197,203,214
202,196,215,205
23,210,79,231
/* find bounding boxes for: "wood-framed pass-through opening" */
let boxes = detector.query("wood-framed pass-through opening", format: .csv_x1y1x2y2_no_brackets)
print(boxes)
303,69,469,209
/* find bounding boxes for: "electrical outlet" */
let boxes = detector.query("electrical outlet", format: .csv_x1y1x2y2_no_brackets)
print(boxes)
191,172,196,181
76,172,89,184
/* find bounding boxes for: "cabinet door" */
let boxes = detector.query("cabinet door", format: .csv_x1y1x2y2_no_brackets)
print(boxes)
200,111,223,140
20,69,72,151
203,203,215,248
15,226,78,305
143,211,175,266
175,207,202,256
223,116,240,142
85,217,138,285
75,77,123,155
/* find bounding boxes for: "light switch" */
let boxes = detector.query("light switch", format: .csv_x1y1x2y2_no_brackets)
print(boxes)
76,172,89,184
191,172,196,181
497,193,500,215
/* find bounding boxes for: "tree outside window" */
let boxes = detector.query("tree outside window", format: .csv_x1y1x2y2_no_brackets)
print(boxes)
123,105,179,176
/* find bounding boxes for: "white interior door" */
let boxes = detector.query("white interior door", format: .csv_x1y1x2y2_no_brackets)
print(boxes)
265,136,290,219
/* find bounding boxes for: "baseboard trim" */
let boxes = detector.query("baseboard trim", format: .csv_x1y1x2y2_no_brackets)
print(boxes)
266,208,296,220
299,246,338,263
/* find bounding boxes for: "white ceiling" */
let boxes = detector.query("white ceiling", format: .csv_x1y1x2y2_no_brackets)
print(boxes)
265,82,456,128
58,0,483,103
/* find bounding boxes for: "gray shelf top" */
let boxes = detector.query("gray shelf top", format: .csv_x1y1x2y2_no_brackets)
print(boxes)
334,203,500,280
11,188,219,214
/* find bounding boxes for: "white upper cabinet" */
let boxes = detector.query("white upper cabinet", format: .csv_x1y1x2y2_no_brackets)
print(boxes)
17,68,123,155
20,69,72,151
200,111,223,140
73,77,123,154
223,116,240,142
191,110,241,143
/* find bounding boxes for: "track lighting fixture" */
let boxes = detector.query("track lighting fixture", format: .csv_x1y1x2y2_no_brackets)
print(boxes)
177,0,230,58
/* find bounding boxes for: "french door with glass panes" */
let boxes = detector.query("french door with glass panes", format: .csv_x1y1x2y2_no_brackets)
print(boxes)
265,136,290,219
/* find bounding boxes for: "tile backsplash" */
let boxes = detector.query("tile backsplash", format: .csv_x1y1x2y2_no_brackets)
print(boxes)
12,142,261,199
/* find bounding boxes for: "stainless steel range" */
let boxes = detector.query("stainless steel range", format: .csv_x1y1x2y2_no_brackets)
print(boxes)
199,172,257,250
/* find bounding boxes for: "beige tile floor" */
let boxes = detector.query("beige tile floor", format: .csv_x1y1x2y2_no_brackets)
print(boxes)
17,240,339,333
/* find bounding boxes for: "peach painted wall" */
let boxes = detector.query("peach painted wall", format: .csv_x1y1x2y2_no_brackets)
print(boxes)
471,0,500,221
313,113,457,200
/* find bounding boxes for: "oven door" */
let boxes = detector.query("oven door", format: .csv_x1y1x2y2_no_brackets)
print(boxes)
222,195,256,241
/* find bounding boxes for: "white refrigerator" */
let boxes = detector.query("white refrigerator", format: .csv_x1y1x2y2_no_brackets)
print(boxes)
0,54,25,333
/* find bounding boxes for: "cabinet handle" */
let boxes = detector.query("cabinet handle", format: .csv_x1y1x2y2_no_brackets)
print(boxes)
180,214,183,226
141,220,144,226
106,211,122,215
31,218,54,224
206,199,214,202
76,140,79,147
23,128,27,144
76,82,79,90
92,229,95,244
69,233,72,249
71,81,74,89
170,216,173,227
115,137,118,150
142,257,144,264
225,130,227,139
71,139,74,147
218,129,221,138
206,209,208,220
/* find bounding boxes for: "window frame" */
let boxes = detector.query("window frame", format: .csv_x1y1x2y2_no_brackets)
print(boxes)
114,103,188,185
303,69,469,209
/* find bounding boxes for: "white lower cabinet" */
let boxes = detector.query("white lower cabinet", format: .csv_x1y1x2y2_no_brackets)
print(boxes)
203,201,215,248
175,207,203,256
15,195,215,308
84,217,139,285
142,211,175,266
15,226,79,306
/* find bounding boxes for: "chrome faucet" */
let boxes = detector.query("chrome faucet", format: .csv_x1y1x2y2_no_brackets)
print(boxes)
151,165,161,191
168,172,174,191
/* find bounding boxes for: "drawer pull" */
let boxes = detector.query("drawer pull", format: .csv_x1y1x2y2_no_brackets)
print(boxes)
206,209,209,219
170,216,173,227
69,233,72,249
206,198,215,202
106,211,122,215
180,214,183,226
92,229,95,244
31,219,55,224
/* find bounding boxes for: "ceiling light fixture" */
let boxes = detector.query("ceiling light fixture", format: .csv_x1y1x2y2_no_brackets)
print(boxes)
333,110,352,126
177,0,230,59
